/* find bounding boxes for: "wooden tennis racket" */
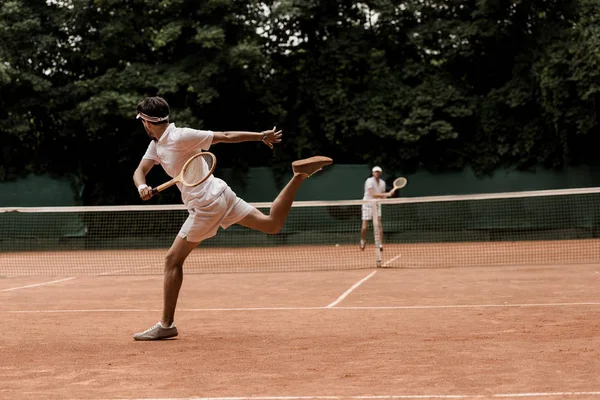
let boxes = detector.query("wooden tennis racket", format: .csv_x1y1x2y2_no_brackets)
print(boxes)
389,177,408,196
150,152,216,197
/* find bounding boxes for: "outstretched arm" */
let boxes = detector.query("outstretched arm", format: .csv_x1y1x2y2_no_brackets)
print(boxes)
212,127,282,149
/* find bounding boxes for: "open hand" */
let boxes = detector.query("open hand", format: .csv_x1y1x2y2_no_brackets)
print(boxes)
261,126,283,149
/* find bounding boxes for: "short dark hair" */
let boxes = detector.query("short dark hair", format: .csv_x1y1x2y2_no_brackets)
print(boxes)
137,97,170,125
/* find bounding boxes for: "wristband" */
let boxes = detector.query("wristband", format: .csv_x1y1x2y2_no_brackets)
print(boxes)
137,184,148,193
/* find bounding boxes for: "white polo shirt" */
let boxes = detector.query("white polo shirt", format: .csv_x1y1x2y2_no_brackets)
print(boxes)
362,177,386,200
142,123,227,207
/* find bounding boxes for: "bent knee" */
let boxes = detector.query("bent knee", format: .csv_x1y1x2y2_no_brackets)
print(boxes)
164,253,184,270
267,225,282,235
263,221,282,235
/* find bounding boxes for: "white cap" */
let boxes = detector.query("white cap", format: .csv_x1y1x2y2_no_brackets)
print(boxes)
372,166,382,173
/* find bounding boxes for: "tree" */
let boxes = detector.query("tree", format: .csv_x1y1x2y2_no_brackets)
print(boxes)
0,0,69,180
53,0,276,204
1,0,598,205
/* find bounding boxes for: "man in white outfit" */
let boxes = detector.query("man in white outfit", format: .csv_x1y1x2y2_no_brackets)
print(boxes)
131,97,332,340
360,166,393,251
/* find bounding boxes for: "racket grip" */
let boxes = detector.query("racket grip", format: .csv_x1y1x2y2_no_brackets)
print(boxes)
151,188,159,197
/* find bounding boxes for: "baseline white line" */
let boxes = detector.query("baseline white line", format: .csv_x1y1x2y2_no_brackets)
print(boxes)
337,302,600,310
96,264,160,276
382,254,402,267
3,302,600,313
4,307,323,314
96,269,134,276
494,393,600,398
0,277,75,292
326,270,377,308
106,391,600,400
6,309,160,313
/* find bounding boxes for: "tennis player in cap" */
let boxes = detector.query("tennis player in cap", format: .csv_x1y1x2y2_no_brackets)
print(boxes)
360,166,394,251
132,96,332,340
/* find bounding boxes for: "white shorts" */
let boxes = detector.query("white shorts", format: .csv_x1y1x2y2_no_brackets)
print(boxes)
361,203,382,221
178,187,254,243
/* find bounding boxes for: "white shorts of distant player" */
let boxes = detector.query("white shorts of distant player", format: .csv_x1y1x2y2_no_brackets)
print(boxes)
179,187,254,242
361,203,382,221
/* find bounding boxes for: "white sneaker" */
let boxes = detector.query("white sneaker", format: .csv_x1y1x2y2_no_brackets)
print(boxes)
133,322,178,341
360,240,365,250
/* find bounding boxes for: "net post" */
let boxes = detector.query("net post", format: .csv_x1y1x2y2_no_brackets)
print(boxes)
372,200,382,267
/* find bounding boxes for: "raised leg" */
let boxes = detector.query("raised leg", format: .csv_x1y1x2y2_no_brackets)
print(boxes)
238,156,332,234
238,174,305,234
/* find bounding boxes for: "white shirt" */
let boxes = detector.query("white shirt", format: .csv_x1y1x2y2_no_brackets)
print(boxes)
142,123,227,207
362,177,386,200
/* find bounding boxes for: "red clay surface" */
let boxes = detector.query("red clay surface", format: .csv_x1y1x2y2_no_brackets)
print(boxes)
0,245,375,276
1,266,599,399
1,239,599,276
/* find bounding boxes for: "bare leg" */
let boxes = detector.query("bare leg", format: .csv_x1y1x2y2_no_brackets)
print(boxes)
238,174,307,234
161,236,200,326
361,220,369,242
378,216,384,248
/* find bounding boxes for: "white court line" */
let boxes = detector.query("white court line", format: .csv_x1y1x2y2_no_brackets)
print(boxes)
96,264,159,276
96,269,135,276
3,301,600,313
6,309,160,313
326,270,377,308
5,307,322,313
494,393,600,398
0,277,75,292
106,391,600,400
337,302,600,310
382,254,402,267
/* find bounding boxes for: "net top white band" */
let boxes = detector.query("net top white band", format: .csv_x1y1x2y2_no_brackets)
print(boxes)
1,187,599,213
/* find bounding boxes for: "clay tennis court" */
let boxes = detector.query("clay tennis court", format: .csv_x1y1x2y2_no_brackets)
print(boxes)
1,239,599,275
1,246,600,399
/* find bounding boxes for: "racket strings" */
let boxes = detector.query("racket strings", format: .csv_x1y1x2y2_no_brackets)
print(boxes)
182,154,214,186
393,177,407,188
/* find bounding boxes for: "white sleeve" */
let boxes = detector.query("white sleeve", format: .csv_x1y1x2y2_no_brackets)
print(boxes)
142,142,160,165
178,128,214,150
365,179,374,192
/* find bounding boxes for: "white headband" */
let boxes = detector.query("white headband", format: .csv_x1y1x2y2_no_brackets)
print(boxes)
136,112,169,122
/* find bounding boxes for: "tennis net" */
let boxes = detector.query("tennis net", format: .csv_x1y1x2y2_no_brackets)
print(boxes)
1,188,599,276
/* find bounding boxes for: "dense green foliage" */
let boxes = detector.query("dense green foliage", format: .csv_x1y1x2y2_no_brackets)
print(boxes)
1,0,598,204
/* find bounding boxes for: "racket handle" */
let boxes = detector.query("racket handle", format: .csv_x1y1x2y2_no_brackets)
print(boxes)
150,180,177,197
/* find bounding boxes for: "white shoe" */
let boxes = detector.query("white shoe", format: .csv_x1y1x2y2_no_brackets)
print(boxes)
133,322,178,341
